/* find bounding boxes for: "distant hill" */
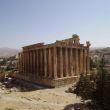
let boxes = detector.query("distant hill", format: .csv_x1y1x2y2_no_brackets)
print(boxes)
90,47,110,54
90,47,104,51
0,48,21,57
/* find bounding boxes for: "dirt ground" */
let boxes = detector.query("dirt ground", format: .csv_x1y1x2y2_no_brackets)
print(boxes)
0,82,81,110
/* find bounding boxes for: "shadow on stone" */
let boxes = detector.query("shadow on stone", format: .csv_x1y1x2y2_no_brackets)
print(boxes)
0,76,47,92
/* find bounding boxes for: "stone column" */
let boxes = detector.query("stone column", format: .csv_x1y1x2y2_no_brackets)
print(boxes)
18,53,20,72
36,49,39,77
60,47,63,77
30,51,32,75
83,49,87,74
33,51,36,78
20,53,22,73
31,51,34,75
53,46,57,79
25,52,27,75
49,48,52,78
72,49,75,75
26,52,28,75
80,49,83,74
27,52,30,75
75,48,79,75
70,48,73,76
18,53,22,73
23,52,25,75
87,48,90,74
65,48,68,77
40,49,43,77
32,51,34,75
35,50,37,77
28,52,30,74
22,53,24,75
44,48,47,77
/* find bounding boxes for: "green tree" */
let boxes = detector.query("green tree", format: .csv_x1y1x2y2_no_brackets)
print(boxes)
73,57,110,110
73,73,96,101
94,57,110,110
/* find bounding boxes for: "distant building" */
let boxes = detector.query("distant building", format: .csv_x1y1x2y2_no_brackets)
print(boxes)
16,34,91,87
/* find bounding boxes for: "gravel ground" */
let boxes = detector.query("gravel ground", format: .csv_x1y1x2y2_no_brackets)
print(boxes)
0,82,81,110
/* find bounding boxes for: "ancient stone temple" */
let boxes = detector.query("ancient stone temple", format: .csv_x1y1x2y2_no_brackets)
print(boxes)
16,34,90,87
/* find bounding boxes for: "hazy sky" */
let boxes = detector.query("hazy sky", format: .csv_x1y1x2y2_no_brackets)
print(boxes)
0,0,110,49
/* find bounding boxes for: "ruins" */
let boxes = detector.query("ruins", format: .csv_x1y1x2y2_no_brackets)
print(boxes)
16,34,91,87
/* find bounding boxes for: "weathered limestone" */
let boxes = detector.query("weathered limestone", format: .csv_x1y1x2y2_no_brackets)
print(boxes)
44,48,47,77
84,49,87,74
33,51,35,75
70,48,73,76
53,46,57,79
80,48,83,74
16,34,90,87
60,47,63,77
40,49,43,77
75,48,78,75
65,48,69,77
49,48,52,78
36,49,39,77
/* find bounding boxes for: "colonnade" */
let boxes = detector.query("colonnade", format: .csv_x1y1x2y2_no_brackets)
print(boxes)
18,46,90,79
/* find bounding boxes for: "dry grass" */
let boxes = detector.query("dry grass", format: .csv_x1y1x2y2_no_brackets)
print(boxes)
0,83,81,110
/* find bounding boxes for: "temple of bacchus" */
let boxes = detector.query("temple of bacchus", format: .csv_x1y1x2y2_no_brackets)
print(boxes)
16,34,91,87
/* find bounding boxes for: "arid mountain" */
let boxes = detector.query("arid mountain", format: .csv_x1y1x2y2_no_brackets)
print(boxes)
0,48,21,57
90,47,110,53
90,47,104,51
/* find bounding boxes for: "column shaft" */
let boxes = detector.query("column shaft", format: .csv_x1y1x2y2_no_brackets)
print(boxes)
28,52,30,74
30,51,33,75
84,49,87,74
22,53,24,74
87,48,90,74
36,50,39,77
31,51,33,74
27,52,30,75
72,49,75,75
60,47,63,77
40,49,43,77
75,48,78,75
33,51,36,77
65,48,68,77
44,48,47,77
24,52,25,75
80,49,83,74
25,52,27,75
53,47,57,79
49,48,52,78
20,53,22,73
18,53,20,73
70,48,73,76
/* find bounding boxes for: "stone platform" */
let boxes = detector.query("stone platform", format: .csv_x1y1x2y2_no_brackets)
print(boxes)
13,74,78,87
